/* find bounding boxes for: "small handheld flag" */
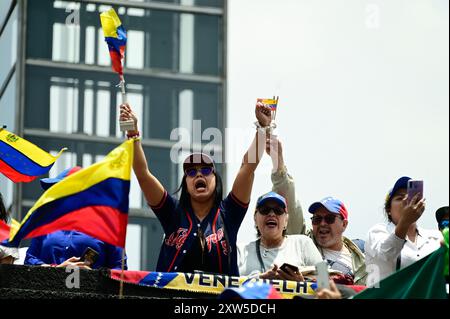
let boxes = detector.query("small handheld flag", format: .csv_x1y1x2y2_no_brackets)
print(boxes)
257,96,279,122
100,8,134,132
0,128,66,183
100,8,127,76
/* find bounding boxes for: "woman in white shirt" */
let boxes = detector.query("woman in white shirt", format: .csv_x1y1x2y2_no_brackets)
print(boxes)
365,177,442,286
238,192,322,280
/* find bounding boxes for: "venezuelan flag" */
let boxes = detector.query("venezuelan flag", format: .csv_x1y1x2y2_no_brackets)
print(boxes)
0,129,66,183
0,219,19,242
259,98,278,111
4,140,134,248
100,8,127,75
0,220,10,242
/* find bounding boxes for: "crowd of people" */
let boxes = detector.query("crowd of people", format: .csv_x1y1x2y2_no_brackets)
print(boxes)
0,101,448,299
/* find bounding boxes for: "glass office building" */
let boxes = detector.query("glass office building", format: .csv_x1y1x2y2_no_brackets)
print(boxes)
0,0,226,270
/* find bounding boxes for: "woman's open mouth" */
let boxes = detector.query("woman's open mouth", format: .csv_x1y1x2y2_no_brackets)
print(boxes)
194,179,207,192
265,219,278,228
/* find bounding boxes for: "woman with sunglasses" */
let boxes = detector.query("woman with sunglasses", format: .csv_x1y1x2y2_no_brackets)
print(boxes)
119,102,269,276
238,192,322,281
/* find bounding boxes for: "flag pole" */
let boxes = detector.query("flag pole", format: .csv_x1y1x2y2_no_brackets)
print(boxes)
119,247,125,299
118,74,135,132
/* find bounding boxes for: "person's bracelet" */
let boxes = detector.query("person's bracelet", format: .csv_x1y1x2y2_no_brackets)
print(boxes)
254,121,276,133
127,130,140,139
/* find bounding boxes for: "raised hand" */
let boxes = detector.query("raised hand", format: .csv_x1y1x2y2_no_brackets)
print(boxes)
399,193,426,227
255,100,272,127
119,103,138,133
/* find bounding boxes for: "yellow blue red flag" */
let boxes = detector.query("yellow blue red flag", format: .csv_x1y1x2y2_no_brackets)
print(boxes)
100,8,127,75
0,128,66,183
258,98,278,111
3,140,134,248
0,219,19,242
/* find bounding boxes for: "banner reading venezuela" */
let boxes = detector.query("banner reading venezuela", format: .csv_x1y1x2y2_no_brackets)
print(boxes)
3,140,133,248
354,246,448,299
110,270,318,299
0,129,66,183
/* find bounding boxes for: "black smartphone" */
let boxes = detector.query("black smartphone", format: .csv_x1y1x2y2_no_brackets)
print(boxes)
280,263,299,273
80,247,99,266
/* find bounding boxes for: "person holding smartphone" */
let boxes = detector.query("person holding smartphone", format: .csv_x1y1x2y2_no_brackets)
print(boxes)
119,101,267,276
365,176,442,285
237,191,322,281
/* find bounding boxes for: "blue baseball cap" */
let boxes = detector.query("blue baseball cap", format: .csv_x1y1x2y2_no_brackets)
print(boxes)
385,176,411,205
256,191,287,209
219,281,282,299
308,196,349,220
40,166,82,190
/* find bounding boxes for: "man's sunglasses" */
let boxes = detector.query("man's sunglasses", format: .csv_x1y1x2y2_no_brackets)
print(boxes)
185,166,214,177
311,214,342,225
258,206,286,216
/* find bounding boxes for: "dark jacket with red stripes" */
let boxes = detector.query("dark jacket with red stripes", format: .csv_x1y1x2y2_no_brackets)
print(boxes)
151,191,248,276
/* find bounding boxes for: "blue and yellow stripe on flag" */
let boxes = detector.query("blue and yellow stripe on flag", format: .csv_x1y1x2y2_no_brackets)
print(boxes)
100,8,127,75
3,140,134,248
0,129,66,183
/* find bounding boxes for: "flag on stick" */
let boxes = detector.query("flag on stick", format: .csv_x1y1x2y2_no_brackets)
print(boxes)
100,8,127,76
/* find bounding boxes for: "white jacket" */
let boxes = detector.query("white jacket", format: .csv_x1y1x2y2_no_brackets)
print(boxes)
365,222,442,286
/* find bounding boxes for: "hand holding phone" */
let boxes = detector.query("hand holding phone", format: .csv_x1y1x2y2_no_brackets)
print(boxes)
316,261,330,290
80,247,99,266
407,180,423,204
280,263,299,274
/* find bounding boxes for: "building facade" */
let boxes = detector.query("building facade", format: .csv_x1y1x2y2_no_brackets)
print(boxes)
0,0,226,270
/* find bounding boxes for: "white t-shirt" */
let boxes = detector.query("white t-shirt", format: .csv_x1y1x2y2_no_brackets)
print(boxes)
237,234,323,276
322,247,354,277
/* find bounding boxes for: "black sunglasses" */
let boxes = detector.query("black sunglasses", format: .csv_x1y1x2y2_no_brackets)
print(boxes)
311,214,342,225
185,166,214,177
258,206,286,216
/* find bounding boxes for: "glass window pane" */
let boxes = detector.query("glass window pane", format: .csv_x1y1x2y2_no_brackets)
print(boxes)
26,0,223,76
129,216,164,271
131,0,223,8
0,72,16,130
0,6,17,88
25,65,222,141
0,0,14,27
125,224,141,270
